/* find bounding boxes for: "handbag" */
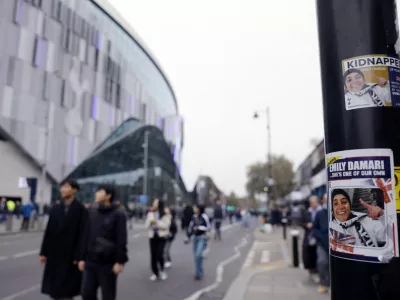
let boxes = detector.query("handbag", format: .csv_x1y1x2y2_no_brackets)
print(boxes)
95,236,117,256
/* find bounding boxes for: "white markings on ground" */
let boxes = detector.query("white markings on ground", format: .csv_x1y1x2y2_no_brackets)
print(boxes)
241,241,255,270
183,234,250,300
280,240,290,265
260,250,270,264
242,241,272,269
12,249,39,258
1,284,40,300
0,256,7,261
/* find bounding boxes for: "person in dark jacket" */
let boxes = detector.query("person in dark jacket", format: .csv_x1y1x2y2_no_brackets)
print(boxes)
187,205,211,280
213,200,224,240
182,202,194,231
80,185,128,300
164,207,178,268
301,196,321,283
40,179,88,300
313,194,329,293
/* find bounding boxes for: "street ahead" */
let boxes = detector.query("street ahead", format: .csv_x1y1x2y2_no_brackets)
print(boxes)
0,221,255,300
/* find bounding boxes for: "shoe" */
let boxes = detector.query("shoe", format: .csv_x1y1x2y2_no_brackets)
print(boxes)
311,274,320,284
317,285,329,293
160,271,168,280
149,274,157,281
194,275,203,280
165,261,172,268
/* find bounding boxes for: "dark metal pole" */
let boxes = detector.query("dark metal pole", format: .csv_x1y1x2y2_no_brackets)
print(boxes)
282,218,287,240
266,107,272,207
316,0,400,299
291,229,300,268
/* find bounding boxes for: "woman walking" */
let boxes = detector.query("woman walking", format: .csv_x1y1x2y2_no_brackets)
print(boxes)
187,205,211,280
145,199,171,281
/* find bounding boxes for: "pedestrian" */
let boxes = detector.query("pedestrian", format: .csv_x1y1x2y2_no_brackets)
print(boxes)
164,207,178,268
20,201,32,231
181,202,194,231
213,199,224,240
146,199,171,281
313,193,330,293
301,196,321,283
39,179,88,300
187,204,211,280
80,185,128,300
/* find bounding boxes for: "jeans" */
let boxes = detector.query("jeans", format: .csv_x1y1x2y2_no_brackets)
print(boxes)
193,235,206,277
215,221,222,240
164,237,173,263
81,262,117,300
317,244,330,288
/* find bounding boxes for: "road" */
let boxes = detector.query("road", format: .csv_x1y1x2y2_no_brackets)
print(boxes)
0,220,258,300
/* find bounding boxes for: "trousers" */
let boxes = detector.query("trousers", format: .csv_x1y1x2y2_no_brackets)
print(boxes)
81,262,117,300
317,244,330,287
150,236,166,276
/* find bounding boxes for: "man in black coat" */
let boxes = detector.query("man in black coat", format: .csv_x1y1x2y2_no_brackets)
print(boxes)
80,185,128,300
40,179,88,300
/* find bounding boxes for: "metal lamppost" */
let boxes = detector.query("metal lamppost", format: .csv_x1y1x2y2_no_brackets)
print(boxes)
143,130,150,200
316,0,400,299
253,107,273,205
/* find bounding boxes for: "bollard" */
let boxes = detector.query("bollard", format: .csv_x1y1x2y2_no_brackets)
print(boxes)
282,218,288,240
291,229,300,268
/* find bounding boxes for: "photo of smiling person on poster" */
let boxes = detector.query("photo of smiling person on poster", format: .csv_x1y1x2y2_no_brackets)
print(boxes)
344,68,390,110
330,188,386,248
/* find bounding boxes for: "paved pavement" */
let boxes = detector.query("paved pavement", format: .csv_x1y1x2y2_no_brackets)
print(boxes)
222,227,329,300
0,220,253,300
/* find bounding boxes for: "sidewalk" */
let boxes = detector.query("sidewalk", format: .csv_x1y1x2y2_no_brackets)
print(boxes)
0,217,46,235
223,227,329,300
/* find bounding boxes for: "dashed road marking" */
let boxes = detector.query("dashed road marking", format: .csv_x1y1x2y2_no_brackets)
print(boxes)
183,234,250,300
1,284,40,300
13,249,39,259
260,250,270,264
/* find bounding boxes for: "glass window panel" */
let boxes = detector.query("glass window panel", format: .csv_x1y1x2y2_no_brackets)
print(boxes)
36,9,44,35
6,57,16,86
14,0,24,25
78,38,86,62
2,86,13,118
73,13,80,34
41,0,51,14
91,95,98,120
50,0,59,19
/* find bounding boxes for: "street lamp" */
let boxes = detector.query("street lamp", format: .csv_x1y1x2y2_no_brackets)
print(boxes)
253,107,273,206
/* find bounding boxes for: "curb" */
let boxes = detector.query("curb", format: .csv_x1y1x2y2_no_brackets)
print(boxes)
0,230,44,237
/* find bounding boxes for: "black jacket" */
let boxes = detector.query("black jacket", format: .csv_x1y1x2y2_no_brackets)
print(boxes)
214,206,223,220
40,200,88,298
83,205,128,265
187,214,210,237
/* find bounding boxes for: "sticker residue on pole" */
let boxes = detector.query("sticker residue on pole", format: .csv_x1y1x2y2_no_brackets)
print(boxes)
342,55,400,110
327,149,398,263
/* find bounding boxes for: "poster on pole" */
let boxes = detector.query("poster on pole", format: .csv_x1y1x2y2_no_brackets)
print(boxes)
342,55,400,110
326,149,398,263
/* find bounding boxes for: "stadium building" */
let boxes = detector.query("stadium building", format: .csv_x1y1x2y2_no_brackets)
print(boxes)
0,0,186,206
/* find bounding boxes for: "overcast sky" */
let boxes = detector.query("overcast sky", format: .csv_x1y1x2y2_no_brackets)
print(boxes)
108,0,324,196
